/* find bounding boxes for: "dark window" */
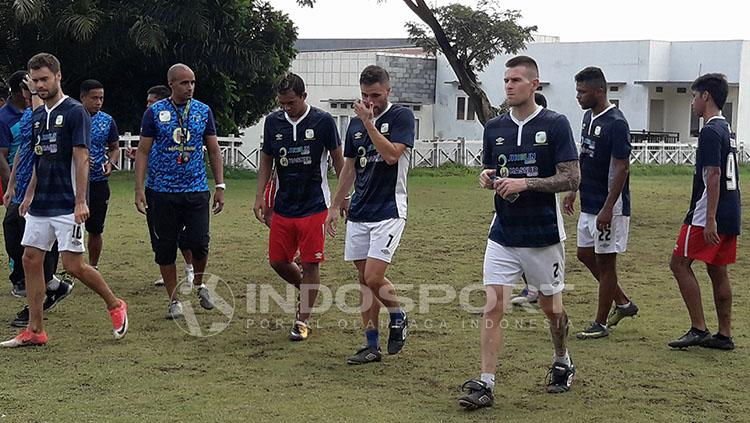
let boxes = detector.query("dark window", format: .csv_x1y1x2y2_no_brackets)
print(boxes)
414,118,420,139
467,98,476,121
457,97,466,120
331,103,338,108
611,99,620,108
656,86,663,93
677,87,687,94
413,105,421,111
690,112,700,137
722,102,733,128
610,86,619,92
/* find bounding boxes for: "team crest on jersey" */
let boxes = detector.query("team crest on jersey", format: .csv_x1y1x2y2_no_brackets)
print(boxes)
495,137,504,145
275,133,283,141
594,126,601,136
305,129,315,140
380,123,389,133
54,115,64,127
159,111,171,123
730,138,737,148
535,131,547,144
354,132,363,140
33,121,40,129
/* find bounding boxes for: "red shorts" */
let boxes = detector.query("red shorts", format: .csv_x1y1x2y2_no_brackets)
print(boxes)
269,210,327,263
673,224,737,265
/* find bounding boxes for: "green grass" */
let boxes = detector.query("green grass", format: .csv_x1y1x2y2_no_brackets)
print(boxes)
0,169,748,422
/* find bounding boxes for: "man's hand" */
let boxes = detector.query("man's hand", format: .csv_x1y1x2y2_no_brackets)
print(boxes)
704,218,720,245
479,169,496,189
353,100,374,122
563,192,577,216
212,188,225,214
22,74,34,92
340,197,350,219
494,178,527,199
135,190,147,214
3,189,14,208
19,197,31,217
253,197,266,225
125,147,137,161
74,201,89,224
102,162,113,177
596,205,614,232
325,207,340,238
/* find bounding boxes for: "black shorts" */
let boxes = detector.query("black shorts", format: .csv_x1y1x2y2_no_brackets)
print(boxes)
86,180,110,234
145,188,210,265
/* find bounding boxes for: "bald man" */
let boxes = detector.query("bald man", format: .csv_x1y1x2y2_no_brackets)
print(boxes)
135,63,226,320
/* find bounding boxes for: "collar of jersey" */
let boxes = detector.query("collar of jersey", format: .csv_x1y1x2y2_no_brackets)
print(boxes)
45,95,69,114
588,103,616,135
509,104,543,127
285,104,311,125
705,115,726,124
372,102,393,122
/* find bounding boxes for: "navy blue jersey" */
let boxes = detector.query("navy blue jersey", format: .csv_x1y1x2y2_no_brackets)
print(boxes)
140,98,216,193
88,111,119,182
684,116,741,235
12,108,34,204
344,104,414,222
482,107,578,248
262,106,340,218
0,102,24,166
579,105,631,216
29,97,91,217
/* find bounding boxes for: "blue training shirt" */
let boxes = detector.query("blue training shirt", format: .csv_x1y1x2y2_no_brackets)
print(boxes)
29,96,91,217
482,106,579,248
262,106,340,218
140,98,216,193
11,108,34,204
0,102,24,166
344,103,414,222
579,105,631,216
89,111,119,182
684,116,741,235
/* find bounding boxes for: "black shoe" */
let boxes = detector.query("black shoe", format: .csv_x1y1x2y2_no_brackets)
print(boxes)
346,346,382,365
458,380,494,410
11,282,26,298
11,306,29,328
387,314,408,355
575,321,609,340
43,278,74,311
546,361,575,393
668,327,712,349
701,333,735,350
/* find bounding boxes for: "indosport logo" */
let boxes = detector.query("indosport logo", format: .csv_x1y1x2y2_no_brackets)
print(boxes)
173,273,235,337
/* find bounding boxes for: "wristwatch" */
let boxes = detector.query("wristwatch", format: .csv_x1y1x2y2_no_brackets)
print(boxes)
215,183,226,190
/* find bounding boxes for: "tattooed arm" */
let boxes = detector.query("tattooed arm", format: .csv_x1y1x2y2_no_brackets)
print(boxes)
494,160,580,198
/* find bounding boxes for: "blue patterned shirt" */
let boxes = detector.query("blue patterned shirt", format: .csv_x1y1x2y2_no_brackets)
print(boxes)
89,111,119,182
11,108,34,204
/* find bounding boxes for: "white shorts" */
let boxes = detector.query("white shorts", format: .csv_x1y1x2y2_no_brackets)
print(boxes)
483,239,565,296
21,213,85,253
577,212,629,254
344,218,406,263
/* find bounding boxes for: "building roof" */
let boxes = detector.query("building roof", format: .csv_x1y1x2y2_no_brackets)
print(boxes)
295,38,414,52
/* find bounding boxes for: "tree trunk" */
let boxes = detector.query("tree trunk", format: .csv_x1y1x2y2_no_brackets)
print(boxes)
402,0,497,126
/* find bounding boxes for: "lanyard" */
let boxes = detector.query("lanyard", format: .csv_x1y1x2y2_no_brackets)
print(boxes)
170,99,192,146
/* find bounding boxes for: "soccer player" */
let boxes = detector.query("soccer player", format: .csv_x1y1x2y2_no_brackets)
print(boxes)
1,53,127,347
135,63,225,320
253,73,344,341
1,71,29,189
326,65,412,364
563,67,638,340
79,79,119,269
458,56,580,409
668,73,740,351
3,73,74,328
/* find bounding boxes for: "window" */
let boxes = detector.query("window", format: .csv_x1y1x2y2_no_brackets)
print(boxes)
413,105,421,111
609,86,619,92
331,103,338,109
677,87,687,94
690,113,701,137
466,99,476,121
722,102,733,128
414,118,420,140
611,99,620,108
656,86,663,93
456,97,466,120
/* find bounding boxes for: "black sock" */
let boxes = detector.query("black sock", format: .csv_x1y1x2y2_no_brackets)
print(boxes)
715,333,731,340
691,327,709,334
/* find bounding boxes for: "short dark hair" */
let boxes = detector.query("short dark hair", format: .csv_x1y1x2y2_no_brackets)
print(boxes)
359,65,390,86
80,79,104,96
7,70,27,95
147,85,171,100
28,53,61,74
575,66,607,90
276,73,305,96
691,73,729,109
534,92,548,108
505,55,539,77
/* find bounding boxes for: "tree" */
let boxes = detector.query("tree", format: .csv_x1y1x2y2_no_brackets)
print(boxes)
297,0,535,126
0,0,298,134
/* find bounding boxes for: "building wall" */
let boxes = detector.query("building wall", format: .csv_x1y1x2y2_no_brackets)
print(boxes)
376,53,436,104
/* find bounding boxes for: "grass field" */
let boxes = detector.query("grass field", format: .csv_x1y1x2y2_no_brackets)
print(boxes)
0,165,748,422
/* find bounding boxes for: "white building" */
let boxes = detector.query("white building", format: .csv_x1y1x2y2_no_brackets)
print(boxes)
435,40,750,144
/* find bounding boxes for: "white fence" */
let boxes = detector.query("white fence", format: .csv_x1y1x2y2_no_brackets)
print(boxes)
116,134,749,170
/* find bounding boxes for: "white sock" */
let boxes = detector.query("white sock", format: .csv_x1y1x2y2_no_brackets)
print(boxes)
46,275,61,291
185,264,194,273
198,283,207,290
480,373,495,390
617,301,631,309
554,350,571,367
